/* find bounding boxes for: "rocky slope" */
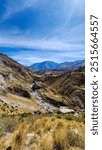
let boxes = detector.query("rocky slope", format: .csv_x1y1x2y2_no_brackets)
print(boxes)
41,66,85,111
0,53,57,114
0,53,33,96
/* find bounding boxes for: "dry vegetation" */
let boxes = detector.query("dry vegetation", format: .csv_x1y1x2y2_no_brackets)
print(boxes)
0,100,20,115
0,115,84,150
0,53,39,98
42,68,85,110
0,93,40,115
0,53,85,150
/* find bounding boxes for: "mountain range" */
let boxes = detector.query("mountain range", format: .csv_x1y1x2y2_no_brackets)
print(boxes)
29,60,85,71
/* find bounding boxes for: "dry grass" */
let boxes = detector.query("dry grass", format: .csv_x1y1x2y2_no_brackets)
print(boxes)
0,115,85,150
44,87,63,102
46,71,85,109
0,94,40,115
0,100,20,115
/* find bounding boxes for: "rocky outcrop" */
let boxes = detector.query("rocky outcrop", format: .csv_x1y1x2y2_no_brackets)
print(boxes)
8,86,31,99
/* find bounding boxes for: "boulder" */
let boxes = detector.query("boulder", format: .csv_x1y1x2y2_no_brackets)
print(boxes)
59,106,74,114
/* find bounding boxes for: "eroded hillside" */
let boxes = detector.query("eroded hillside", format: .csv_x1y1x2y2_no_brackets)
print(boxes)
0,53,42,114
0,53,85,150
39,67,85,111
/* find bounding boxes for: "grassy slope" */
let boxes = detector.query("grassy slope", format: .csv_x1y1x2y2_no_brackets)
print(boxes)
0,115,84,150
0,53,38,97
0,94,40,115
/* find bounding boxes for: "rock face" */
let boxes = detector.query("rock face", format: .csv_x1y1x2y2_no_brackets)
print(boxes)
32,82,41,91
8,86,31,99
31,90,56,112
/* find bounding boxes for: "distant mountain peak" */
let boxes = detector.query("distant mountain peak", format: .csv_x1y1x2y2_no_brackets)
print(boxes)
30,61,59,71
29,59,85,72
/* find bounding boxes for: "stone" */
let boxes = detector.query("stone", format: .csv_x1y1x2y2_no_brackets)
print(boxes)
59,106,74,114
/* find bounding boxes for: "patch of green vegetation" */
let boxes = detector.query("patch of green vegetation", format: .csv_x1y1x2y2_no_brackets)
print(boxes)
64,114,85,123
74,116,85,123
64,113,74,120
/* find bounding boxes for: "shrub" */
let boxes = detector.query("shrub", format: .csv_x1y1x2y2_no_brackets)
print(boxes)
64,114,74,120
67,131,84,149
74,116,85,123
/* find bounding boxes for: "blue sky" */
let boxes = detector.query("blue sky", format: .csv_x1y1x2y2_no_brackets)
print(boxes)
0,0,85,66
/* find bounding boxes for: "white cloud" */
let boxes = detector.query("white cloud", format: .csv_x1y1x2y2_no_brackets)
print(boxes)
0,0,85,65
10,50,84,66
12,55,46,65
0,37,84,51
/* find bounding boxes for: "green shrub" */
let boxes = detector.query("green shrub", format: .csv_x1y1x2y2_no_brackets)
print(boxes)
74,116,85,123
64,114,74,120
